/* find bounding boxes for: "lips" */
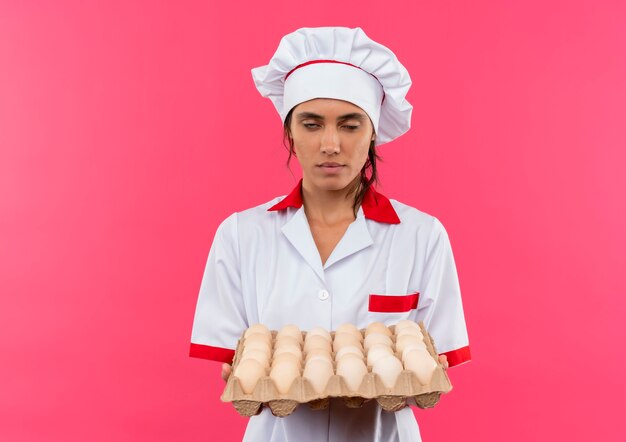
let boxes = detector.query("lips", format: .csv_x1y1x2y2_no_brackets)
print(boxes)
319,162,343,167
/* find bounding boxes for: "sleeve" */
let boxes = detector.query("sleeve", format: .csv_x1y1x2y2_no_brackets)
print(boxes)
416,217,472,368
189,212,248,363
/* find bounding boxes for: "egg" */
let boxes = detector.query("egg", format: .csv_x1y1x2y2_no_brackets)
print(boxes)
245,332,273,346
401,343,428,362
394,320,420,333
335,323,363,340
304,335,332,353
365,321,392,337
271,351,302,369
242,339,272,356
270,361,300,394
277,324,303,343
234,358,266,394
273,343,303,359
306,326,332,342
366,343,394,367
240,349,270,368
372,354,403,389
303,358,334,394
244,323,271,338
404,348,437,385
335,345,364,361
395,327,424,340
305,348,333,364
364,332,393,352
336,355,368,392
332,332,362,352
395,334,425,354
275,335,301,349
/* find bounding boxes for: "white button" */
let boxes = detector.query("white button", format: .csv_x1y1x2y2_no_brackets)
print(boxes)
318,289,330,301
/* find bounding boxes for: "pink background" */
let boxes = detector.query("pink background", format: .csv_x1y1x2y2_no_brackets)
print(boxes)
1,1,625,440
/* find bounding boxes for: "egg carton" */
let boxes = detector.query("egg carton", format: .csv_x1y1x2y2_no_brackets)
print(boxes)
220,322,452,417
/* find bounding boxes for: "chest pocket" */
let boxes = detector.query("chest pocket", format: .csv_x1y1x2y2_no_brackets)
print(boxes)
367,292,419,325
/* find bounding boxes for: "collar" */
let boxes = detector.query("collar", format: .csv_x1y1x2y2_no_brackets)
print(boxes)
268,178,401,224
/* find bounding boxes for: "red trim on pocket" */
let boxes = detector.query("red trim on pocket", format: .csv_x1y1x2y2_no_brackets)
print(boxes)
440,346,471,367
368,292,419,313
189,343,236,363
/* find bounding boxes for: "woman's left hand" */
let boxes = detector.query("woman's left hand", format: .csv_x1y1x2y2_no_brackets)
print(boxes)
438,354,449,370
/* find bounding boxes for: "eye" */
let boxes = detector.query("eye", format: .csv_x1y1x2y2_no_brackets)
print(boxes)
343,125,360,130
303,123,321,129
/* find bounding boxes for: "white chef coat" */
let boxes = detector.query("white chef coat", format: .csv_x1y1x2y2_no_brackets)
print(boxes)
190,178,471,442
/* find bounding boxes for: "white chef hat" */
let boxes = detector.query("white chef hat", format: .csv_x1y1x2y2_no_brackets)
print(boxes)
251,27,413,146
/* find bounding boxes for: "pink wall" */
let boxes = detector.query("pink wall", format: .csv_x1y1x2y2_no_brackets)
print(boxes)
1,1,625,440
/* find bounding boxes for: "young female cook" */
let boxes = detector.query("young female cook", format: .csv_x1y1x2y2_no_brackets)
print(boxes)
190,26,471,442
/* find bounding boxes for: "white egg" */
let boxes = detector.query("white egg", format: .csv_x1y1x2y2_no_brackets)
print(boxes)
364,332,393,352
332,332,362,352
335,345,364,361
336,355,368,392
244,323,271,338
366,343,394,367
234,358,266,394
304,335,332,353
394,320,420,333
395,327,424,340
275,335,301,349
242,339,272,356
305,355,333,369
245,332,273,346
240,349,270,368
372,354,403,389
271,352,302,369
404,348,437,385
335,323,363,340
395,334,425,354
401,343,428,362
270,361,300,394
306,326,332,342
305,348,333,364
365,321,392,337
303,358,334,394
276,324,303,343
273,343,302,359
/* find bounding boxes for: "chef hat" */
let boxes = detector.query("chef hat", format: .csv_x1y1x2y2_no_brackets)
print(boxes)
251,27,413,146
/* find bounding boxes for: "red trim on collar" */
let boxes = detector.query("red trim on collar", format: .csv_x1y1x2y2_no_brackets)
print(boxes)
268,179,400,224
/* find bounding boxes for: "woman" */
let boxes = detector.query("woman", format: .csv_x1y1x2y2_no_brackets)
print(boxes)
190,27,471,442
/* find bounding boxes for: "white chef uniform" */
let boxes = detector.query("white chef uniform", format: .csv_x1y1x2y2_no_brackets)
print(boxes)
189,178,471,442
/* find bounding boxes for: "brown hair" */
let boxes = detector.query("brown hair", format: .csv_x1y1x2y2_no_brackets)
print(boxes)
283,107,382,218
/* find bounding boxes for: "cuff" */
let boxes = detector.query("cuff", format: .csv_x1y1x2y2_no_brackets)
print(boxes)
189,343,236,363
439,345,471,367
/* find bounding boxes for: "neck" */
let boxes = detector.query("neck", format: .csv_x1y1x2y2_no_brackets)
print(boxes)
301,178,361,225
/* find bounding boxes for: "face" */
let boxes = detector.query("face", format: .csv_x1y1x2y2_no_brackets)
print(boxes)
288,98,376,192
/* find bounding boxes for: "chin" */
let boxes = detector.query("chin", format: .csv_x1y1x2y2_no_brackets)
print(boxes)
310,176,354,192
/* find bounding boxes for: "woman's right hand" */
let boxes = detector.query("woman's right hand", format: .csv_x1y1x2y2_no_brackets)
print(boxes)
221,363,232,382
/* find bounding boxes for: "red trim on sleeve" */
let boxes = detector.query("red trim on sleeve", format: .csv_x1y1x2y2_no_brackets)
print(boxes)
368,292,419,312
189,343,236,363
440,346,471,367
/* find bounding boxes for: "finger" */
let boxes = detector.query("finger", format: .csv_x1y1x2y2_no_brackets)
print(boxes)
221,363,232,381
438,354,449,370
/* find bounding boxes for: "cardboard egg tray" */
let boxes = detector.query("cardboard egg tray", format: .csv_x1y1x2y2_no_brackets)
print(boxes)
220,322,452,417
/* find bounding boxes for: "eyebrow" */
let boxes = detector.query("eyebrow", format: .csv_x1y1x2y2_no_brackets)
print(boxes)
295,111,366,122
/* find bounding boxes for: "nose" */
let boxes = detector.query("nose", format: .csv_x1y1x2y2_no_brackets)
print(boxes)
320,126,340,155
